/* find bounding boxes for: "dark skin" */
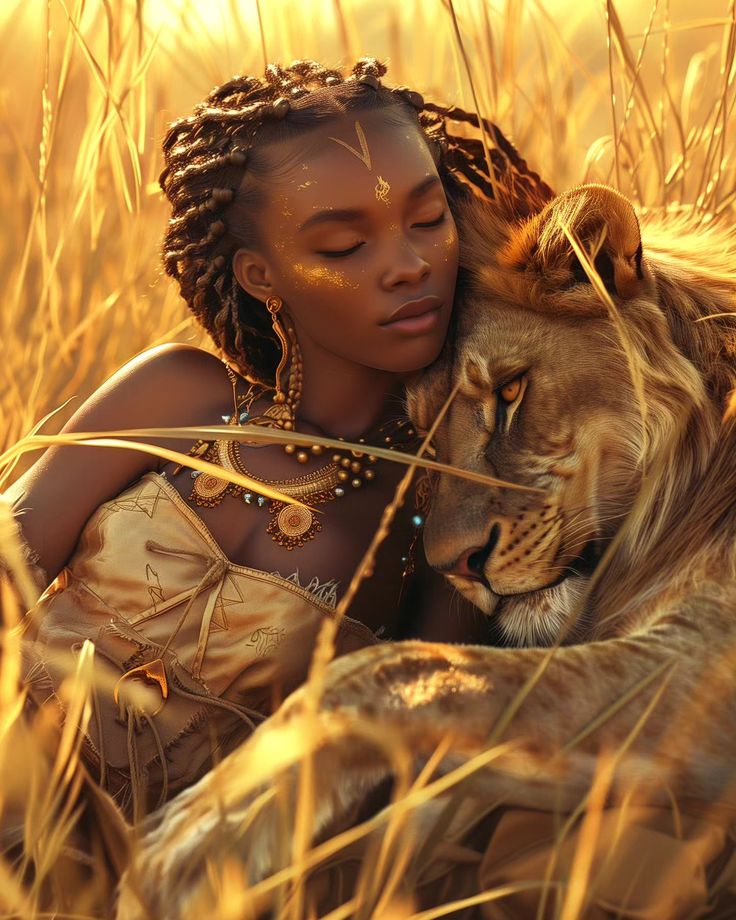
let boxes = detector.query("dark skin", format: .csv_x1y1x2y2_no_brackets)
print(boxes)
5,112,491,644
232,110,458,437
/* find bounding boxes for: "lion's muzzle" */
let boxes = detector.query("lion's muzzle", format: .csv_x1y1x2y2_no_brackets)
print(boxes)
429,501,597,598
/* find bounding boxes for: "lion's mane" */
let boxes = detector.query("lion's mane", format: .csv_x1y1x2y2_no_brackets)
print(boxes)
417,184,736,642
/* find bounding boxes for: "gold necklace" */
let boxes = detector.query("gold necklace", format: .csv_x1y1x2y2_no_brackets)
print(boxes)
188,438,351,550
177,363,419,551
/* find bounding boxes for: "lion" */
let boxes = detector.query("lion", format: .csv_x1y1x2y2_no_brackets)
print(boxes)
116,180,736,917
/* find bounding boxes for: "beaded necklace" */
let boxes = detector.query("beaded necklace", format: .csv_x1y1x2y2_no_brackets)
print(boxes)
176,364,428,555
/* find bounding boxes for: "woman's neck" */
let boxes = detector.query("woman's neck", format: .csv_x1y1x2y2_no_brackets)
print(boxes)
293,339,406,442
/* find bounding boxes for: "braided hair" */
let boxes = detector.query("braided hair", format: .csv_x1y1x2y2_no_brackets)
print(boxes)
159,56,552,385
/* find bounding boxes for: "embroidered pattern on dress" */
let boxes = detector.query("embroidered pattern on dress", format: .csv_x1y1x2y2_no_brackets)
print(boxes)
96,481,163,529
209,572,243,632
269,568,340,610
247,626,287,657
145,563,165,609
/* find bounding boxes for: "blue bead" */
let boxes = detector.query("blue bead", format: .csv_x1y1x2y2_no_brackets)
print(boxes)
411,514,424,528
191,470,201,478
257,496,266,507
221,414,232,423
243,493,253,503
239,411,250,423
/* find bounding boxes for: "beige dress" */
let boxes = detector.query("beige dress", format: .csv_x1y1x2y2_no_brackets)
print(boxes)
16,469,381,822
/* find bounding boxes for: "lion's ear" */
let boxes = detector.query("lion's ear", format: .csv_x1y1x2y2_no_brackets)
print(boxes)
506,184,647,302
572,184,646,300
551,184,645,300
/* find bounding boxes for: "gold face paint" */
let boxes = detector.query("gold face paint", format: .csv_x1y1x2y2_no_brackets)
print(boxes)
291,261,360,291
328,120,392,205
328,120,373,169
374,175,390,205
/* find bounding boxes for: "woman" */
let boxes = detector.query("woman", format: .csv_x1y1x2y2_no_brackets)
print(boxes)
1,57,509,840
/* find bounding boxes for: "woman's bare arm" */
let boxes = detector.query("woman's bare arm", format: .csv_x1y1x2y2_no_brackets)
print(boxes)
2,343,234,586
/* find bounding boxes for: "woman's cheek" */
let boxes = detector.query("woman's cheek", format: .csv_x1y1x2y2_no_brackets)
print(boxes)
434,221,459,265
290,261,361,292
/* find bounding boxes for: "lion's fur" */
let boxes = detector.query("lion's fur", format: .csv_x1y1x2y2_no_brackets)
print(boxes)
408,185,736,645
116,185,736,919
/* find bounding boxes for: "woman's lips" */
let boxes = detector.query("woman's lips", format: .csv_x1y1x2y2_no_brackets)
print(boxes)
380,305,443,334
380,295,444,334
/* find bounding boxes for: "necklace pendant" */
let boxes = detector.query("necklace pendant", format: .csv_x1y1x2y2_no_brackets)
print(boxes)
267,502,322,550
191,471,230,506
189,441,231,506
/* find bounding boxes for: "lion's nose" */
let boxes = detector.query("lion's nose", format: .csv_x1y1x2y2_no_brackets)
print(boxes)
447,524,501,581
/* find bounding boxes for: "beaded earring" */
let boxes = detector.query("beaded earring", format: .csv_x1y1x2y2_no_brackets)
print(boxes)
257,294,302,432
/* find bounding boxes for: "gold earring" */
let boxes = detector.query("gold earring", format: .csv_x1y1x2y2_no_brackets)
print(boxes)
266,294,288,401
261,295,302,430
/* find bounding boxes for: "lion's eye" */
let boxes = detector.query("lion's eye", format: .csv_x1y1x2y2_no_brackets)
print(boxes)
494,374,527,435
499,377,523,404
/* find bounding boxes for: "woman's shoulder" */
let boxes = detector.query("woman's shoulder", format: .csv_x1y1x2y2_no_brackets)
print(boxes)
2,345,237,587
46,343,234,432
135,341,225,375
116,343,234,411
96,342,250,439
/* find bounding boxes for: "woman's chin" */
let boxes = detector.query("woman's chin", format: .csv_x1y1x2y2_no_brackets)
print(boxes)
374,334,451,375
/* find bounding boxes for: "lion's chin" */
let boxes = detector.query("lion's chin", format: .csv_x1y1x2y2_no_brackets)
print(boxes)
449,575,590,648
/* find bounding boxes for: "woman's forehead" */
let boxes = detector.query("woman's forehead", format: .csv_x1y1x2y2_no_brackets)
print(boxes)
261,114,440,217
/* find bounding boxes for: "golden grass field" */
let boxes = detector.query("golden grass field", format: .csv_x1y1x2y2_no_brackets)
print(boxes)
1,0,736,917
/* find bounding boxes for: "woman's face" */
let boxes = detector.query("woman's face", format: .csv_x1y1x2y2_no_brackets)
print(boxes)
232,110,459,375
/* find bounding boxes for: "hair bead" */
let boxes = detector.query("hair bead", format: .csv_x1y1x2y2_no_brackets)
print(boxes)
357,73,380,89
199,220,226,246
228,147,247,166
393,86,424,110
212,187,235,204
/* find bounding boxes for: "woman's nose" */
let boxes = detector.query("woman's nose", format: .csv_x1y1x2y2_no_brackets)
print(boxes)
381,239,431,289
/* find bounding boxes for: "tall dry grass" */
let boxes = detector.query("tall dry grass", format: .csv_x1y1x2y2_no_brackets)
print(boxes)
1,0,736,916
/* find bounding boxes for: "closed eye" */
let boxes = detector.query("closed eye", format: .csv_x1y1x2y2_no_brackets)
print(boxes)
414,212,448,228
318,242,364,258
317,213,449,258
